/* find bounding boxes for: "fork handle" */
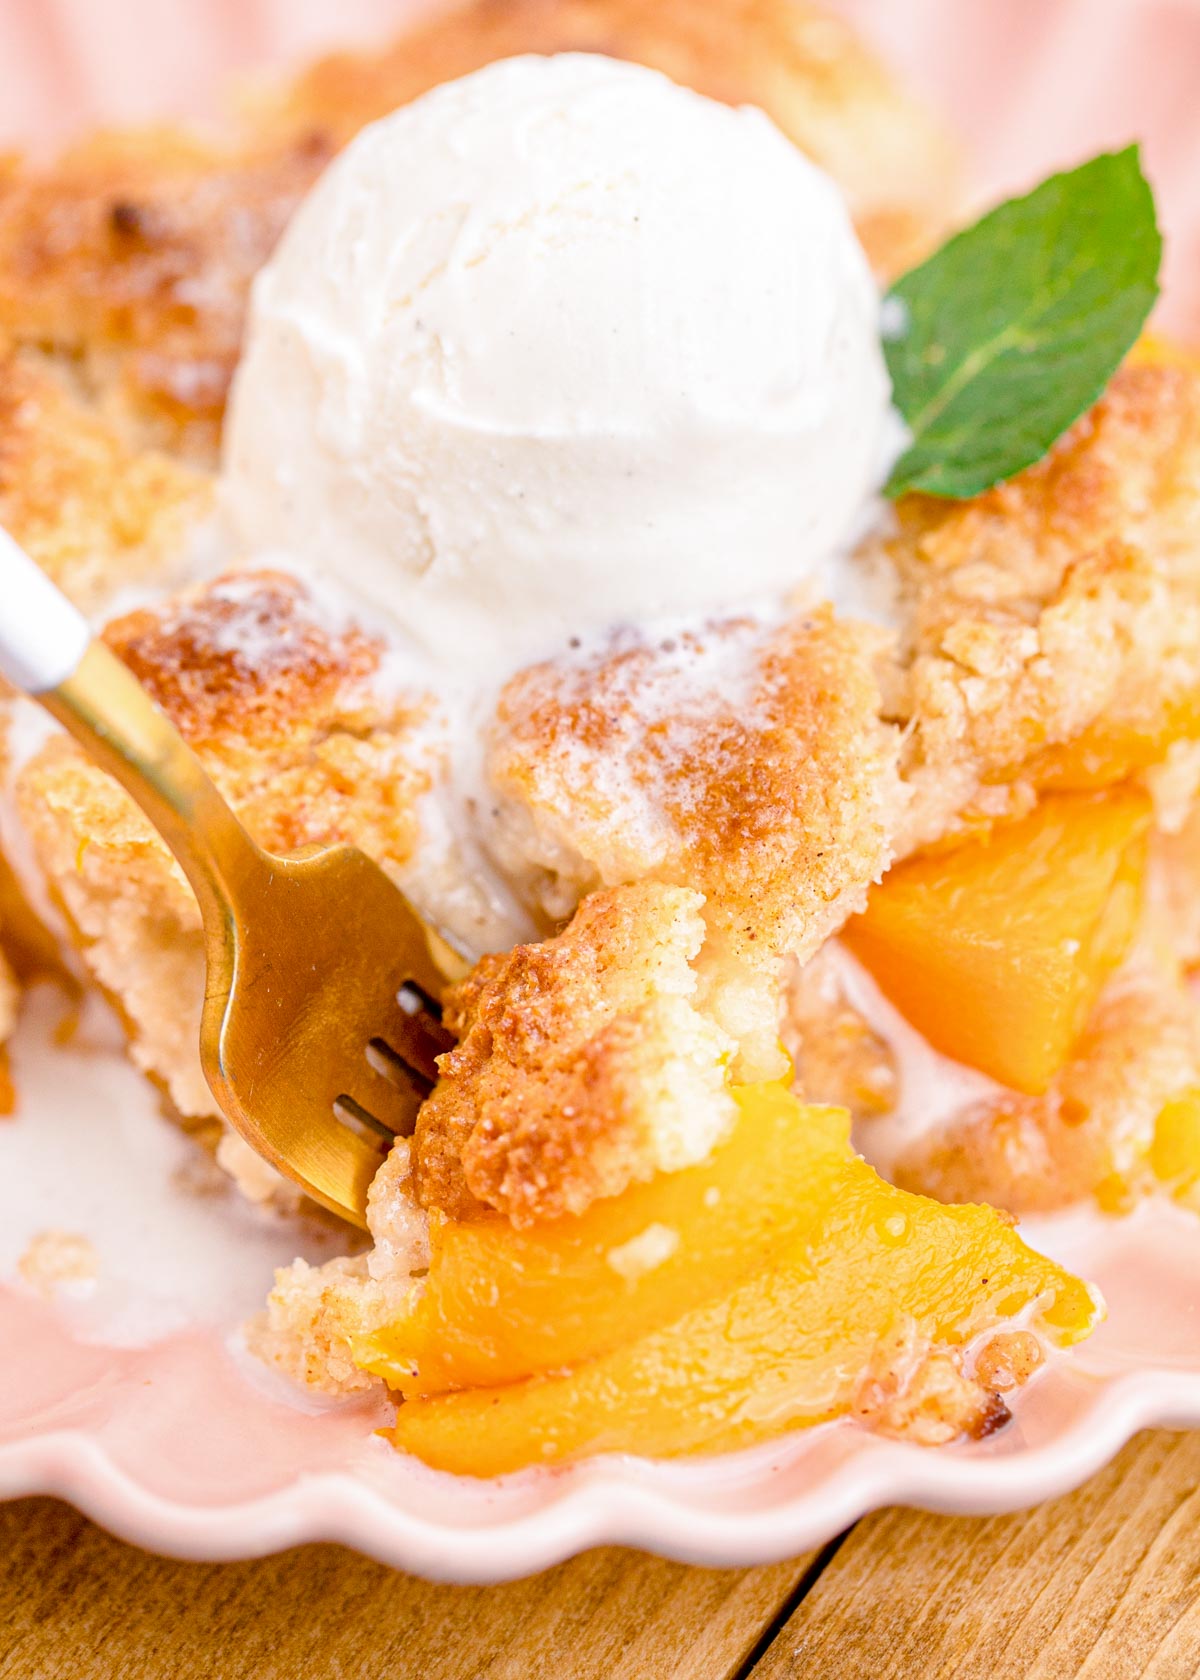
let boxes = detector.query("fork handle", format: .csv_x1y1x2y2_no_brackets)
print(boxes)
0,527,92,692
0,527,268,940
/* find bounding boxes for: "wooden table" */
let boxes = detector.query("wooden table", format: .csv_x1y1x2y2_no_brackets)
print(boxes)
3,1429,1199,1678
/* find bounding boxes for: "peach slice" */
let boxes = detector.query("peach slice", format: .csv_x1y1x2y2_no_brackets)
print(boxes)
357,1089,852,1397
1025,695,1200,793
1150,1088,1200,1203
387,1088,1100,1476
844,790,1151,1094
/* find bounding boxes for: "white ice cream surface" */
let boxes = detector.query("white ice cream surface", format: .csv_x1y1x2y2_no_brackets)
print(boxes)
224,53,893,682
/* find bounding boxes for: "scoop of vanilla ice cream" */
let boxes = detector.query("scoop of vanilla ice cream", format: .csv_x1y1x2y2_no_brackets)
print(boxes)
224,54,890,674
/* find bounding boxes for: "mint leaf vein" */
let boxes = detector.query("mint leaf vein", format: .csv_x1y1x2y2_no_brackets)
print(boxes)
883,146,1162,501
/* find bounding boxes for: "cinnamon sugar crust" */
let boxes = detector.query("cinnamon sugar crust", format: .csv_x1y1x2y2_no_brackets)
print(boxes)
413,882,737,1226
0,0,955,455
0,131,335,460
107,569,375,742
488,609,905,1079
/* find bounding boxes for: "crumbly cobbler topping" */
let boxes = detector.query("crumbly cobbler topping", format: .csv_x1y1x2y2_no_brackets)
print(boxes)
414,882,736,1226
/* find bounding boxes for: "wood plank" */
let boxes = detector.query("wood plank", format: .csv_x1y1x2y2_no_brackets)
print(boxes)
752,1429,1200,1680
0,1497,816,1680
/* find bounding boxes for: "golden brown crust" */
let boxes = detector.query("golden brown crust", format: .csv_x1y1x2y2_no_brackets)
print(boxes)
0,345,210,611
100,572,431,860
0,131,334,458
16,572,431,1120
106,570,372,740
879,362,1200,848
413,881,736,1226
488,609,905,1076
0,0,954,454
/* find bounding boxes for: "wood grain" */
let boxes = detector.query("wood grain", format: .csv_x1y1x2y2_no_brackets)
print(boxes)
0,1498,814,1680
751,1429,1200,1680
4,1430,1200,1678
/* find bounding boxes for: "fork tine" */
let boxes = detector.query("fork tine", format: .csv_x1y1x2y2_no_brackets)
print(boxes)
333,1093,398,1144
381,1005,455,1086
349,1053,429,1139
366,1036,435,1100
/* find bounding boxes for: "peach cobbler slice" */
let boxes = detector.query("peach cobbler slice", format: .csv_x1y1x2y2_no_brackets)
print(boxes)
254,882,1100,1466
12,353,1200,1469
5,0,1200,1479
5,349,1198,1474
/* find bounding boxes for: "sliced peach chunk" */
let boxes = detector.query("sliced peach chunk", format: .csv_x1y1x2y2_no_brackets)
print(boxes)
1151,1088,1200,1203
388,1088,1100,1476
844,790,1151,1094
1026,694,1200,793
357,1090,852,1397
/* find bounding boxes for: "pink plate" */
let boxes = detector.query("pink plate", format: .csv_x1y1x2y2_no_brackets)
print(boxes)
3,0,1200,1579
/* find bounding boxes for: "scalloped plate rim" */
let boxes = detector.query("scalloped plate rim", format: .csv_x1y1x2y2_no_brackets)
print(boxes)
4,1370,1200,1579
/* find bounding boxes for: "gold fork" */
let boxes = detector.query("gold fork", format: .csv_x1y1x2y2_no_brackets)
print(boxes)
0,529,454,1225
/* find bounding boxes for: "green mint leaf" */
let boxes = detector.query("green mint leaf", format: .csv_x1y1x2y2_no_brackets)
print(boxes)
883,145,1161,500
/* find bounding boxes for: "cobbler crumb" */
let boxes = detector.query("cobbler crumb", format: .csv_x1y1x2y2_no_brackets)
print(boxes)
216,1131,289,1205
18,1230,99,1298
605,1222,680,1283
851,1319,1010,1446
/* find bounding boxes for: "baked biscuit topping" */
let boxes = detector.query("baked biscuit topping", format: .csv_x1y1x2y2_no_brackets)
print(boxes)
0,133,335,458
490,609,905,1077
414,882,736,1226
879,361,1200,847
